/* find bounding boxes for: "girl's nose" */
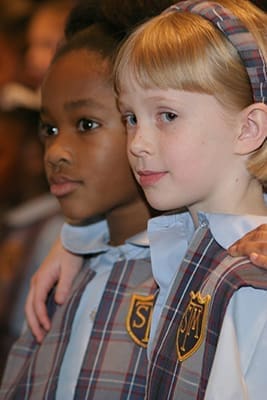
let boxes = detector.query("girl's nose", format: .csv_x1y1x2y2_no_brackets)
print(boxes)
44,135,72,171
127,126,154,158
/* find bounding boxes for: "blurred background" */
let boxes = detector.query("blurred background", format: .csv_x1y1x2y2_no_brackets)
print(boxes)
0,0,75,379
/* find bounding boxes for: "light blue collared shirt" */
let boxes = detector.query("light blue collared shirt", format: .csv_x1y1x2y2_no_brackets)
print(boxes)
57,210,267,400
56,220,150,400
147,211,267,400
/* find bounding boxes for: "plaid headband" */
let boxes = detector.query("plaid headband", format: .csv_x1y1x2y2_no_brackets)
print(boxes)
165,0,267,104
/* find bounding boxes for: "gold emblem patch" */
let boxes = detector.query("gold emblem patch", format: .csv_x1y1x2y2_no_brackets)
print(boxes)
177,291,211,362
126,294,155,348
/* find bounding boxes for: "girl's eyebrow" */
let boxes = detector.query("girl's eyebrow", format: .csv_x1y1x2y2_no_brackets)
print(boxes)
39,106,48,116
63,98,108,111
117,100,126,111
40,98,109,115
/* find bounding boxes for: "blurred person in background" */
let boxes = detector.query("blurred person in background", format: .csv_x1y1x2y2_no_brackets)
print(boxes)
0,0,74,111
0,2,73,376
24,0,74,90
0,107,63,380
0,0,34,88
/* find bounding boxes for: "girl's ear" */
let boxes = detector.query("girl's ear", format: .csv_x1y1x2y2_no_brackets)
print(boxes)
235,103,267,155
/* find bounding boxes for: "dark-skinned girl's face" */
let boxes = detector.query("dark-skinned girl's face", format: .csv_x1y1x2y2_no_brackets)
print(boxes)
41,49,140,225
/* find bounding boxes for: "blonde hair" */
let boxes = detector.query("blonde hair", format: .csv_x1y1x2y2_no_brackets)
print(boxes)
114,0,267,185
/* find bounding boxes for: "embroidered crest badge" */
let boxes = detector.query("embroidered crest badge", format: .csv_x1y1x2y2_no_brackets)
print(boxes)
177,291,211,362
126,293,155,348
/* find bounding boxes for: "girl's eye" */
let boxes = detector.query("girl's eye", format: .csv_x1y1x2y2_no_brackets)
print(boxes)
39,122,58,138
124,114,137,127
78,118,100,132
161,112,177,122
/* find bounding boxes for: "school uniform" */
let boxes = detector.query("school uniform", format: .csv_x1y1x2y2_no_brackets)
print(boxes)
4,194,63,337
146,212,267,400
0,219,156,400
0,193,63,381
2,212,267,400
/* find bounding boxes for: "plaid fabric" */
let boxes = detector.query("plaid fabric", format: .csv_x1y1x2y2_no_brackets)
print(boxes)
74,258,156,399
146,226,267,400
0,207,63,381
0,264,95,400
166,1,267,104
0,219,51,329
0,257,156,399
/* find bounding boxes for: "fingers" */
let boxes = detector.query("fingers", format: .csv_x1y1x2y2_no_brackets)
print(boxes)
24,240,83,342
228,242,259,257
54,265,79,304
26,263,63,339
32,273,56,331
250,252,267,268
229,224,267,252
228,242,267,269
24,239,63,342
228,223,267,269
229,241,267,255
25,275,50,343
24,235,84,343
54,254,83,304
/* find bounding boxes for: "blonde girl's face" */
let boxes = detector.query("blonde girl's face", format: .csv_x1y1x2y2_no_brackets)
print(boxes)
119,78,243,219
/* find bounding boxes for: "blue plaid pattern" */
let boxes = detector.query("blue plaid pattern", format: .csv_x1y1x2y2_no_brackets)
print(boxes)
146,226,267,400
166,0,267,103
0,257,156,400
74,258,156,399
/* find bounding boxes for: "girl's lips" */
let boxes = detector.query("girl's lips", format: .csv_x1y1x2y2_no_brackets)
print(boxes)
49,177,81,197
137,170,167,187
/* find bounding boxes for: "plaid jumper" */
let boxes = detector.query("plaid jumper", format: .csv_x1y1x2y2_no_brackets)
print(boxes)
146,225,267,400
0,257,156,400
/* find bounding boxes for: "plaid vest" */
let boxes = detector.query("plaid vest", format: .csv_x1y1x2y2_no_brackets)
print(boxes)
146,226,267,400
0,208,63,381
1,257,157,400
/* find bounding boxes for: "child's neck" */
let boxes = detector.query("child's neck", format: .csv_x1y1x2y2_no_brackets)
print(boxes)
189,177,267,227
107,198,151,246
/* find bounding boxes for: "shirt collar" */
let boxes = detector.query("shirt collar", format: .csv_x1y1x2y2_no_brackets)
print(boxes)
147,210,267,300
62,209,267,255
201,212,267,249
61,219,149,255
148,210,267,250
